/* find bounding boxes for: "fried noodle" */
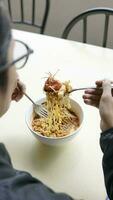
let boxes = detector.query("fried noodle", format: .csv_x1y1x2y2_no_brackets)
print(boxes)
32,75,79,137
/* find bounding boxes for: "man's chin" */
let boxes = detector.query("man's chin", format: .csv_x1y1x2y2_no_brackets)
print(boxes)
0,111,7,118
0,105,10,117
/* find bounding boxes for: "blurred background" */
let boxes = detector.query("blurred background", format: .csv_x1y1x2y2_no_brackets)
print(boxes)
4,0,113,48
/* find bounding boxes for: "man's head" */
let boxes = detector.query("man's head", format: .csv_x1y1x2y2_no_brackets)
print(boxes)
0,1,17,117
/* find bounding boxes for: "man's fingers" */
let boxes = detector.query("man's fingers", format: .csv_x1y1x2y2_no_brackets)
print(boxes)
84,88,102,95
83,94,100,101
96,79,113,87
96,80,103,87
17,81,26,93
102,80,112,97
12,80,26,102
83,99,99,108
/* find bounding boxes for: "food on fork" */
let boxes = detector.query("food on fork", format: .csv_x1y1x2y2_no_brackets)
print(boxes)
32,73,79,137
44,74,71,97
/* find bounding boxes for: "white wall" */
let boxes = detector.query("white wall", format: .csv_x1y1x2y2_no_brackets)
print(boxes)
4,0,113,48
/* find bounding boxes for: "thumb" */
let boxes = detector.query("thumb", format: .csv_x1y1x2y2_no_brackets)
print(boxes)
102,79,112,97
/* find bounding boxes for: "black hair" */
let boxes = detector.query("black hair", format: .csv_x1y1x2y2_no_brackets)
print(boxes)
0,0,12,91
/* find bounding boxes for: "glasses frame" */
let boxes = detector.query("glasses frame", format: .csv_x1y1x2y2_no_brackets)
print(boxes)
0,39,34,72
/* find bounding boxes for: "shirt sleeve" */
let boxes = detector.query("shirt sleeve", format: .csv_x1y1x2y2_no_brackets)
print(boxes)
0,143,16,179
100,128,113,200
0,143,74,200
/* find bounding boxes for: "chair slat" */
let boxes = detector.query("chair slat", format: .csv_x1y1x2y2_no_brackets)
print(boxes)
20,0,24,22
103,14,109,47
32,0,35,25
8,0,12,19
41,0,50,34
83,17,87,43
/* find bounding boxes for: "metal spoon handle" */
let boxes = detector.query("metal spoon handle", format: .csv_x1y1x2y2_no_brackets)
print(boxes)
23,92,36,105
69,86,113,93
69,87,96,93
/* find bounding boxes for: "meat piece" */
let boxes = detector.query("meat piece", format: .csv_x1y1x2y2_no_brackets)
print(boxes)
44,77,62,92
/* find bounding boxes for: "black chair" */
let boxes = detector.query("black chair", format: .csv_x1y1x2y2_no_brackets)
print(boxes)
7,0,50,34
62,7,113,47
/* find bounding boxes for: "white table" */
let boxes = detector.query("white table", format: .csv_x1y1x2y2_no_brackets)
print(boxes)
1,30,113,200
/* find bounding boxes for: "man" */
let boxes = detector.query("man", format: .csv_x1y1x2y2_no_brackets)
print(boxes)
83,80,113,200
0,2,73,200
0,1,113,200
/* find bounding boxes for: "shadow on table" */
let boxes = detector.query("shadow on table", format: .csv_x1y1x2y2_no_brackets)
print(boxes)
29,141,72,171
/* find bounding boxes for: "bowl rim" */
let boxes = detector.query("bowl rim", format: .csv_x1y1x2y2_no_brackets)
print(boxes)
25,97,84,140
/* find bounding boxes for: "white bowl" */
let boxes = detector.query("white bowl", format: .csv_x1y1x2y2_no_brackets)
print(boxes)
25,98,84,146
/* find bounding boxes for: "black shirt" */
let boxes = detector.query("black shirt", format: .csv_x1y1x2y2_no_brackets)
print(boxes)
100,128,113,200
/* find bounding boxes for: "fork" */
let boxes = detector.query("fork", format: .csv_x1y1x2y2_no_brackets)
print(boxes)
24,92,48,118
68,86,112,94
62,123,71,131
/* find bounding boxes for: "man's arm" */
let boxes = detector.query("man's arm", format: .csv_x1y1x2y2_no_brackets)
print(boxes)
0,143,16,179
83,80,113,199
100,128,113,199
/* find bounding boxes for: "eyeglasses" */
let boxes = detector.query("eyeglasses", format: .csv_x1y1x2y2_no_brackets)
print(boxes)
0,39,34,72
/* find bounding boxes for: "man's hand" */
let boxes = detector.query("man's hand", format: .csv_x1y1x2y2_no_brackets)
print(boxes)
12,79,26,102
83,80,113,132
